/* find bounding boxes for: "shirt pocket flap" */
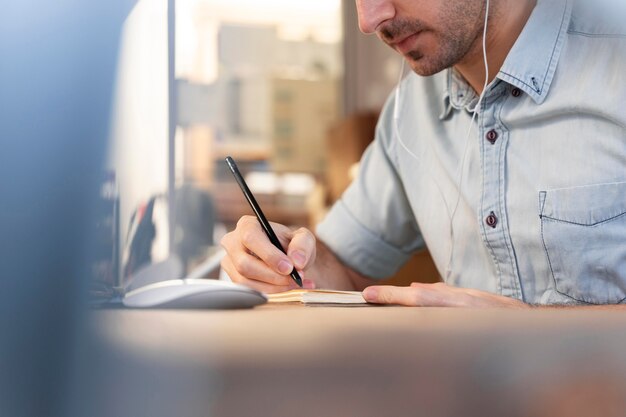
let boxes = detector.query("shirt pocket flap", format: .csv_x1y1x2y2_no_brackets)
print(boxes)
540,182,626,226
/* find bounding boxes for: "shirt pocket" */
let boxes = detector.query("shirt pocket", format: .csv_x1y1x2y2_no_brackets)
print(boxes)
539,182,626,305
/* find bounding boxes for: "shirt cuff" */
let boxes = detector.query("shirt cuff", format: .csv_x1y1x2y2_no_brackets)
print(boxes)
316,200,414,280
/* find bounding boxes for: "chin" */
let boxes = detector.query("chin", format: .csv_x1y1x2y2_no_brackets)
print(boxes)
406,58,446,77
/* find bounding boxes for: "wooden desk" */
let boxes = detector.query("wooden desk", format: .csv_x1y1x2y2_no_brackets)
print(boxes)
85,306,626,417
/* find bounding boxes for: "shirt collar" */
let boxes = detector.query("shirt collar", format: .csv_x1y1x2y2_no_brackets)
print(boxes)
443,0,573,110
497,0,572,104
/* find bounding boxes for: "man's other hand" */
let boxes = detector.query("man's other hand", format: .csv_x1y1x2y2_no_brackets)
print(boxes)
362,282,529,308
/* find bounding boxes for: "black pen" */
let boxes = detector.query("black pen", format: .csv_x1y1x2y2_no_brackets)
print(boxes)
225,156,303,287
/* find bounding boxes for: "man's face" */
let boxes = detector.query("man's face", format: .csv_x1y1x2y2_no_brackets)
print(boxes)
356,0,486,76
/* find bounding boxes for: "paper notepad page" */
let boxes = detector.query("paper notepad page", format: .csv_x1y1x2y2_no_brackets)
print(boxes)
266,289,367,305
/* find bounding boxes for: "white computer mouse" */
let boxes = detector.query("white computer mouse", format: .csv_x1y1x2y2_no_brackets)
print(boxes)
122,279,267,309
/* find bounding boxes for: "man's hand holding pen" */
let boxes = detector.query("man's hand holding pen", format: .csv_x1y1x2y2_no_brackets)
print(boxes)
220,215,317,293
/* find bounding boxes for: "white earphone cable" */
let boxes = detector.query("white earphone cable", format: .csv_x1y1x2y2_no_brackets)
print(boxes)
393,0,491,280
445,0,491,279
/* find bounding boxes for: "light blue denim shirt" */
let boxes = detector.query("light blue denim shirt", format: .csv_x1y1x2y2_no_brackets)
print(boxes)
317,0,626,305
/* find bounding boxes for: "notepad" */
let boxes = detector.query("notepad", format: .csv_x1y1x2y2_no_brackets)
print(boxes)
266,289,368,305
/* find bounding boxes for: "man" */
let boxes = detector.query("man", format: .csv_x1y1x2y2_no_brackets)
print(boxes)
221,0,626,307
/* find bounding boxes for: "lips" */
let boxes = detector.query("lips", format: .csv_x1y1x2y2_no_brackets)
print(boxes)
392,32,421,55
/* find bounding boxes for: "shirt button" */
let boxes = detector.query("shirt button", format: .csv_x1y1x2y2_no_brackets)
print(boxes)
486,129,498,144
512,88,522,97
486,212,498,228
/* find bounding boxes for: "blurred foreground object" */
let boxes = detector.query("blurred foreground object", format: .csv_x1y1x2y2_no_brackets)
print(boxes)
93,306,626,417
0,1,128,416
1,2,221,416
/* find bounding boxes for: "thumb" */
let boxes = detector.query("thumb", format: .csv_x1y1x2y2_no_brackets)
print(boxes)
287,227,316,270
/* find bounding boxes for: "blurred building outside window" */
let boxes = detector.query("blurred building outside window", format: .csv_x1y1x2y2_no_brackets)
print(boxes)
174,0,343,251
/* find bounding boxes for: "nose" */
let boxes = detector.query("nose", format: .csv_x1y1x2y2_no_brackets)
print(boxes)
355,0,395,34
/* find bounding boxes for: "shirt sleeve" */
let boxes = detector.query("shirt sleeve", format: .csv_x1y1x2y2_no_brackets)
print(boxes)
316,92,425,279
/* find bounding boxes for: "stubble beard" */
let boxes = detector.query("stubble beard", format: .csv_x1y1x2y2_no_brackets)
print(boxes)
379,2,487,76
405,32,473,76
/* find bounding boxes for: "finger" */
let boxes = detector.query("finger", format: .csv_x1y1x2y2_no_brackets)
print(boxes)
221,236,293,287
237,276,293,294
408,282,462,306
363,284,457,307
362,285,422,306
287,227,317,270
269,221,295,248
221,256,293,293
231,253,295,286
236,217,296,276
409,282,525,308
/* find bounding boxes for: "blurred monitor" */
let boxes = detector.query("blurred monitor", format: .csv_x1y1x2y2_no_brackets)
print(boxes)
0,1,131,416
